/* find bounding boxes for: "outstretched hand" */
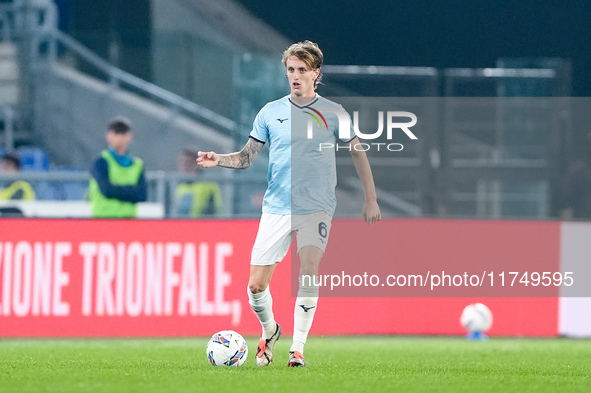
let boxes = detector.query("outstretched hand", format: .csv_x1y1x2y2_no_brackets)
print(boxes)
363,199,381,225
197,151,220,168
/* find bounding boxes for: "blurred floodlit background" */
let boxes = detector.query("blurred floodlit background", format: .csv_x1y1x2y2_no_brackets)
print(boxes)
0,0,589,220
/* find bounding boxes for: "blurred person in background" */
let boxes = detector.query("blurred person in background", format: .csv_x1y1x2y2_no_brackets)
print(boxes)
175,148,222,217
0,152,35,201
562,131,591,220
89,116,147,218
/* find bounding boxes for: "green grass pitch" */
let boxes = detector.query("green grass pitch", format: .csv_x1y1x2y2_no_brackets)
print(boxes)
1,336,590,392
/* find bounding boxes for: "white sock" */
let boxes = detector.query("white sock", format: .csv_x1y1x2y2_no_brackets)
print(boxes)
290,278,319,354
247,286,276,339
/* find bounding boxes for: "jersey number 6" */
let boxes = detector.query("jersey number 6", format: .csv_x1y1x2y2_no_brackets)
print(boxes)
318,222,328,238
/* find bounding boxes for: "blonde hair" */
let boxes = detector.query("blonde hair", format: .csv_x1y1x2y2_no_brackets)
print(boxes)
282,40,324,89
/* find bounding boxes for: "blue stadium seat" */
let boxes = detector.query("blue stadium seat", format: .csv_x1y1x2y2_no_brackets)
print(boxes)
16,146,51,171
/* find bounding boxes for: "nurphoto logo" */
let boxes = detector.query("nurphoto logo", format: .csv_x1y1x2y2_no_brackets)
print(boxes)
306,108,418,152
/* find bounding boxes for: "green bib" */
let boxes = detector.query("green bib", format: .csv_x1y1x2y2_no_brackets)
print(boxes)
89,150,144,218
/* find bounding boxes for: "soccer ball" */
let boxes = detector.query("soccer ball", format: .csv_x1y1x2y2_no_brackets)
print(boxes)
206,330,248,367
460,303,493,333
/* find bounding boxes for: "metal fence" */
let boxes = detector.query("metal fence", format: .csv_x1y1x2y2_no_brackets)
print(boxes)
0,170,268,218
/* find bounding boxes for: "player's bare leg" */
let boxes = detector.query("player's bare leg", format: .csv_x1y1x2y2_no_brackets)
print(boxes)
248,263,282,366
289,245,322,367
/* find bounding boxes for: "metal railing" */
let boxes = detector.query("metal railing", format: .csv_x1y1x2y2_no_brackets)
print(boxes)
0,170,268,218
47,30,237,135
0,0,238,137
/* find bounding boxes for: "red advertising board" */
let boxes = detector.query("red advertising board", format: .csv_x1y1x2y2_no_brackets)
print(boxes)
0,219,559,337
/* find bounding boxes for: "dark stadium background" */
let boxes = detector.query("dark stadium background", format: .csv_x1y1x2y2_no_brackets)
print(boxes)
236,0,591,96
66,0,591,96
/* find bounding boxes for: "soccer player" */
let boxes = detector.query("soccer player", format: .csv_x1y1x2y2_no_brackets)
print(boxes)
198,41,381,367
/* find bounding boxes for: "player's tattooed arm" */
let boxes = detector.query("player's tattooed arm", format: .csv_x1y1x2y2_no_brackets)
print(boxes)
218,138,264,169
197,138,263,169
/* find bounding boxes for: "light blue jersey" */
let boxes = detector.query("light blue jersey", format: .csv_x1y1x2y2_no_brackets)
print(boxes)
250,95,353,215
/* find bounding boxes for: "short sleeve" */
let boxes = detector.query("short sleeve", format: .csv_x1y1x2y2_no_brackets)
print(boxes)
249,106,268,143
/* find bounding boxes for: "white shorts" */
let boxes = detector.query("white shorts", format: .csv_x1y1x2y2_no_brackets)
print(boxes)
250,212,333,266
